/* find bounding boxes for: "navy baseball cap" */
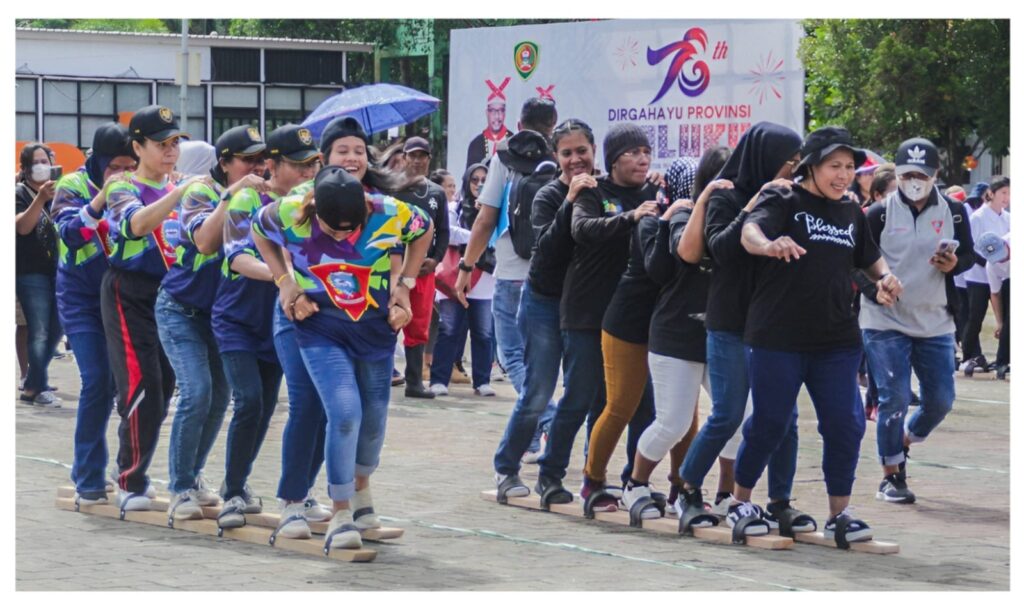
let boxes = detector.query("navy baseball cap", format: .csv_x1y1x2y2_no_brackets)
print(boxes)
268,124,320,163
895,138,939,177
129,105,190,143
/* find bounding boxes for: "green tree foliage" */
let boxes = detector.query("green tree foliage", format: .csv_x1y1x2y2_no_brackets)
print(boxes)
16,18,169,33
800,19,1009,183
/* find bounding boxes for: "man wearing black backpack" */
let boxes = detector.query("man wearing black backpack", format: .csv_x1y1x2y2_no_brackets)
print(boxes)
454,97,558,401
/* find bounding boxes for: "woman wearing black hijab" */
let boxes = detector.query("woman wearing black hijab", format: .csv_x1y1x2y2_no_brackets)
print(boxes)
674,122,809,536
429,162,496,394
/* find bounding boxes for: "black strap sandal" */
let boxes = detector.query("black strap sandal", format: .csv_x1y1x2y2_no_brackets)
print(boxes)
730,514,768,545
582,488,617,519
829,515,872,550
268,514,307,546
775,506,816,538
496,475,526,504
538,480,573,511
650,491,667,514
677,497,719,535
322,521,361,555
627,496,663,528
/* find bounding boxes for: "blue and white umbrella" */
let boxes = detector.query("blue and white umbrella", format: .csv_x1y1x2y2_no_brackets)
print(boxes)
301,83,440,138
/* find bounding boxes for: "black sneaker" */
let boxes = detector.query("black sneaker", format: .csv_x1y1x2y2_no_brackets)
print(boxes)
405,385,435,399
764,499,816,533
876,471,916,504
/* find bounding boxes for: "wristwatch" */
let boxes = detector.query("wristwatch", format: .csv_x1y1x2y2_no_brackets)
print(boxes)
397,275,417,290
457,258,474,272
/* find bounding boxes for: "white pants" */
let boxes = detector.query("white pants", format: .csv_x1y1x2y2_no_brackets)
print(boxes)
638,353,710,462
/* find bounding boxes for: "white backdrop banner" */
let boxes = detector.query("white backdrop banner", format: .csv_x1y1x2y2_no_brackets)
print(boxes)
447,19,804,180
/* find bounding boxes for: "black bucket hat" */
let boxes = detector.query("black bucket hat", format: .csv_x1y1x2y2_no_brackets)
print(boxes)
796,127,867,176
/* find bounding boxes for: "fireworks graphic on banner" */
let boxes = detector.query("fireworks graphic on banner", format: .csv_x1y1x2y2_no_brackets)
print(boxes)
747,51,786,105
614,37,641,71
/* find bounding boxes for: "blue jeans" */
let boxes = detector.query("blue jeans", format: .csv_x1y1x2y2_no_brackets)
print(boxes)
493,283,563,475
737,346,864,497
680,330,798,501
273,305,327,502
156,289,231,494
298,342,393,502
67,331,115,496
863,330,956,465
220,352,283,500
16,274,62,393
538,329,605,482
492,279,526,392
431,298,493,388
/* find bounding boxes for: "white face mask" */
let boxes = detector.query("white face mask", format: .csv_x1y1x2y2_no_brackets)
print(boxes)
30,163,51,183
898,177,933,201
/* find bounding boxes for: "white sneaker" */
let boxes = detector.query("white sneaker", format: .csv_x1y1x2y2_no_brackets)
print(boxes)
193,473,220,506
32,390,62,408
218,496,247,529
241,484,262,513
324,509,362,550
495,473,531,498
621,484,661,520
710,493,738,516
725,501,769,536
521,433,547,464
351,488,381,530
474,384,497,397
276,502,312,540
429,383,449,396
169,490,203,521
76,492,108,506
302,496,333,522
117,489,152,512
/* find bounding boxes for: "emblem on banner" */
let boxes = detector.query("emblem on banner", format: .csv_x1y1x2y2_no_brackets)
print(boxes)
514,41,539,80
647,28,711,104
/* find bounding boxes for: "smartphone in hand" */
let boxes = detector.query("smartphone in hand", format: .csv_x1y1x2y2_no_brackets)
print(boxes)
49,165,63,181
936,238,959,256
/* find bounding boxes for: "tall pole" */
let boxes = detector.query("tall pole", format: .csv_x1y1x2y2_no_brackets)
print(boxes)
180,19,189,125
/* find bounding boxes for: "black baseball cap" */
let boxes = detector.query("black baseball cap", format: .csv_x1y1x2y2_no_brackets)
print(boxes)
129,105,190,143
319,117,369,155
403,136,431,155
313,165,368,232
796,127,867,175
91,123,134,158
214,125,266,159
895,138,939,177
267,124,320,163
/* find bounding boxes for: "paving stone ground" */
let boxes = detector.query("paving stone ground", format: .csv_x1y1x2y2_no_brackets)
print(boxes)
16,333,1010,591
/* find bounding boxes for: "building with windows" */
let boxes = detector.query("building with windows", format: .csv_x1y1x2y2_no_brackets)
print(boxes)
15,27,373,151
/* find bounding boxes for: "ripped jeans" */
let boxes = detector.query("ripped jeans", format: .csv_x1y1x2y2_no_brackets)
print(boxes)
862,330,956,466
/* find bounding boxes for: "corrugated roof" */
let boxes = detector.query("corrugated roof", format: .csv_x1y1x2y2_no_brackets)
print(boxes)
16,27,374,51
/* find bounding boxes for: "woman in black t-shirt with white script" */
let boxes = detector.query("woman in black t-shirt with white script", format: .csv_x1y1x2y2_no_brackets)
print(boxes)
731,127,903,546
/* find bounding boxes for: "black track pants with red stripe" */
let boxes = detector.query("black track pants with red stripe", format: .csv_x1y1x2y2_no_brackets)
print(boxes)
100,268,176,494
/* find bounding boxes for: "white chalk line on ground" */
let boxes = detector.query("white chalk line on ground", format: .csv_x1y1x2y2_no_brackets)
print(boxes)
378,518,804,592
20,454,798,590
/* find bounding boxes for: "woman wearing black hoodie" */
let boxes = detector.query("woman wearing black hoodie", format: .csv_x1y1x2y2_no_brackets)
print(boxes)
674,123,808,537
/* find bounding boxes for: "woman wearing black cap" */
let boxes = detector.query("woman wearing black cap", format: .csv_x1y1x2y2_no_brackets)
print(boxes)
253,165,433,550
213,124,321,529
268,117,420,541
534,123,660,506
673,122,806,535
157,125,269,522
102,105,203,511
731,126,902,545
50,123,137,503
